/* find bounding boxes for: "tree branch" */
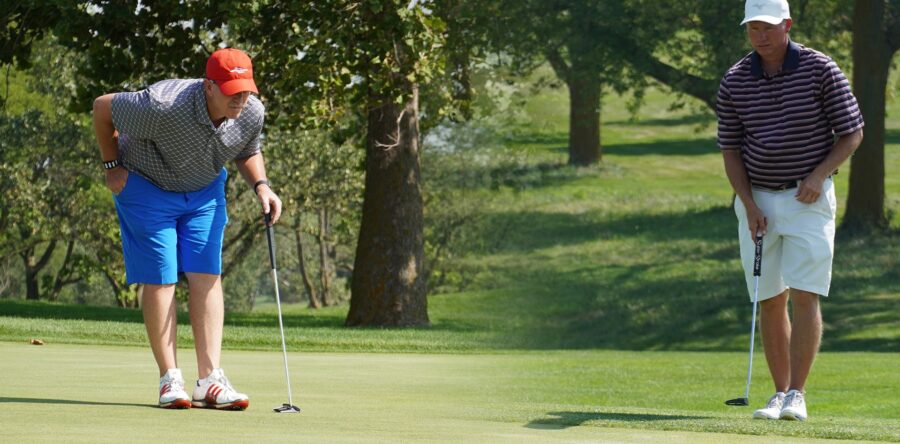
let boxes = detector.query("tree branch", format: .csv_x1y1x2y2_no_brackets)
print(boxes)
545,47,571,85
886,2,900,52
34,239,56,272
610,35,718,110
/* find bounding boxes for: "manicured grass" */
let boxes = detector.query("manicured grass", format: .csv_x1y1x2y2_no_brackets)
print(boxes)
1,74,897,442
0,299,491,353
2,342,897,443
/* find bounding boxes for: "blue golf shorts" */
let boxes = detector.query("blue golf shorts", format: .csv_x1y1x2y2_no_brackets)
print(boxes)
113,169,228,285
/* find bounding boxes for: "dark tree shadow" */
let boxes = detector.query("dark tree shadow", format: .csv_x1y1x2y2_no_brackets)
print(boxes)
526,411,709,430
0,397,153,409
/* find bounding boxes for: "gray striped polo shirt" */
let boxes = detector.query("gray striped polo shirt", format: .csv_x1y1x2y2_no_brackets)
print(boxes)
111,79,264,192
716,41,864,190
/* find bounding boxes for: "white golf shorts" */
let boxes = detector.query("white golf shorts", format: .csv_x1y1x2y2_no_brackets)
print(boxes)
734,178,836,302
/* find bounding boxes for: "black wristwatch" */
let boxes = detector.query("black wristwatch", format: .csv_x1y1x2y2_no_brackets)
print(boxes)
254,179,270,195
103,159,121,170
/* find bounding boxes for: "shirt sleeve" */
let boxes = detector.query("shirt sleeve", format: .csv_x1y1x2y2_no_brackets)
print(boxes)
716,77,743,151
821,60,865,136
234,113,263,159
110,90,158,139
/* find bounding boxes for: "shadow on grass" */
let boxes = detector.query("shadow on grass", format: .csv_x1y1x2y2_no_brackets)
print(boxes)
0,299,482,334
450,208,898,352
0,300,342,329
884,128,900,145
0,397,153,409
605,138,717,156
606,113,714,127
525,411,708,430
473,205,736,256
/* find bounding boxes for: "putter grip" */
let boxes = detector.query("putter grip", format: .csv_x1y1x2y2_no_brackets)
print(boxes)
753,234,763,277
265,213,276,269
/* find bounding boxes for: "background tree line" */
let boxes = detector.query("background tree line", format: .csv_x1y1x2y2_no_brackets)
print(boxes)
0,0,895,326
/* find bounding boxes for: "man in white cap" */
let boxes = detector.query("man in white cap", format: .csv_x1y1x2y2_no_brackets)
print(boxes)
716,0,864,421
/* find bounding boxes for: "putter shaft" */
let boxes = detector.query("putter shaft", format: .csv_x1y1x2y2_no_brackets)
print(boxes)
265,213,300,413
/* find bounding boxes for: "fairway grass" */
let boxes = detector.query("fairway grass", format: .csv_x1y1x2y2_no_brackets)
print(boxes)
2,342,897,443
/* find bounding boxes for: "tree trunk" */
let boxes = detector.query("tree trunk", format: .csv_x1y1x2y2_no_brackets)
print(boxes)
844,0,890,231
565,37,601,166
567,74,601,165
23,248,39,301
346,85,429,327
295,224,320,308
318,207,333,306
105,270,136,308
21,240,56,301
49,239,76,301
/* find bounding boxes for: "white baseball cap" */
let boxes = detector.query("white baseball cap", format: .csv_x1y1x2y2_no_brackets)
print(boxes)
740,0,791,25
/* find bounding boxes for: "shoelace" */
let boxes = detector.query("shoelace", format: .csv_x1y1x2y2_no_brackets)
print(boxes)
163,377,185,394
209,372,236,393
766,394,783,408
785,392,804,407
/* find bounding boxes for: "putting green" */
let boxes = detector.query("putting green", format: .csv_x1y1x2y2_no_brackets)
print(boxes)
0,342,891,443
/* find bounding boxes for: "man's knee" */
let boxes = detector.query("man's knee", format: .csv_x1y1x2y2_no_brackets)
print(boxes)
760,290,789,311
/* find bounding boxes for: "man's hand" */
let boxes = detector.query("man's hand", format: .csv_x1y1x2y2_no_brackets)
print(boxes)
745,203,768,237
796,174,825,204
105,167,128,194
257,184,283,225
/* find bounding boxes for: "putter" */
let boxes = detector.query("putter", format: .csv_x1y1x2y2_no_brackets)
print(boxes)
265,212,301,414
726,232,763,407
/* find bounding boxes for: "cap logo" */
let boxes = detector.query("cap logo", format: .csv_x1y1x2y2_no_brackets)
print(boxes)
229,67,249,74
753,2,765,10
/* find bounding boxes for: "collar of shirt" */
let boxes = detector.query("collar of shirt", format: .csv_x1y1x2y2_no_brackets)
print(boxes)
750,40,800,78
193,81,233,130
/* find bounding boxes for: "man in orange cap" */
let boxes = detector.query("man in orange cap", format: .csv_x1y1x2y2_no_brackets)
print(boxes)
92,48,281,410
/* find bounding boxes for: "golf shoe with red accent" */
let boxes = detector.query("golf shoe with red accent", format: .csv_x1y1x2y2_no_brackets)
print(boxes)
158,368,191,409
191,368,249,410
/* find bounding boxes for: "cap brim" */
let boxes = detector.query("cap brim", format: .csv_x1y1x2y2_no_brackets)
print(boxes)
740,15,786,25
218,78,258,95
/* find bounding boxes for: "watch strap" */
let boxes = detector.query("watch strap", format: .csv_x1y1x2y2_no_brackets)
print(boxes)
254,179,270,194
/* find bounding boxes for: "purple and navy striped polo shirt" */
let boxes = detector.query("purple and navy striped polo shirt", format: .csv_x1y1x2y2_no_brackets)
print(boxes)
716,41,864,190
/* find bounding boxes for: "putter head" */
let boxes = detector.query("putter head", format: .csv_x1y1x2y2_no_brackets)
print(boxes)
725,397,749,406
274,403,301,413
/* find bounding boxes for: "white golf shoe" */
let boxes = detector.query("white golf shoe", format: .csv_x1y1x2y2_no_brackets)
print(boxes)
752,392,785,420
191,368,250,410
158,368,191,409
780,389,808,421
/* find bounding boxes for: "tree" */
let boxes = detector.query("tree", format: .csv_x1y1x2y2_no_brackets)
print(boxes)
231,1,446,326
844,0,897,230
264,128,364,309
462,1,692,165
0,110,94,300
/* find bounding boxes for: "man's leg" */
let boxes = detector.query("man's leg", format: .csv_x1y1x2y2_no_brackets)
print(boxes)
142,284,179,377
759,290,791,393
788,289,822,391
186,272,224,379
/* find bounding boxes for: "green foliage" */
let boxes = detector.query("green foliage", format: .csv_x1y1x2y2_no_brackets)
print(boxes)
228,0,449,129
52,1,229,110
266,128,363,305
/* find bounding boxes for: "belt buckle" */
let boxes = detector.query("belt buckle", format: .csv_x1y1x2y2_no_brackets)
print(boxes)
775,182,792,191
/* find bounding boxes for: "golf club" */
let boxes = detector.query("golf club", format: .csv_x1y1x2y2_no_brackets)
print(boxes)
725,232,763,407
265,212,301,414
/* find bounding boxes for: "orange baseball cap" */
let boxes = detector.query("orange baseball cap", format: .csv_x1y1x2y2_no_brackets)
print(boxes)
206,48,258,95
